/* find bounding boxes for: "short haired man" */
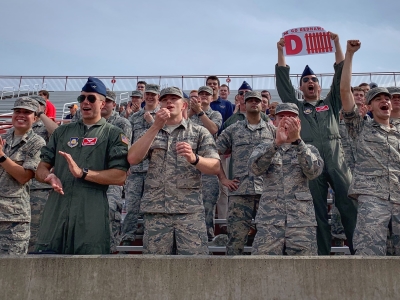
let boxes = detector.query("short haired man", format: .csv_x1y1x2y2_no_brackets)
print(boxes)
276,32,357,255
102,89,133,253
136,81,147,93
219,84,230,100
128,87,220,255
124,90,144,119
122,84,160,245
261,96,269,114
0,97,46,254
249,103,323,255
388,87,400,122
268,101,279,121
189,86,222,241
39,90,56,121
217,91,275,255
358,83,370,94
64,104,78,119
35,77,130,254
206,76,234,124
261,90,271,101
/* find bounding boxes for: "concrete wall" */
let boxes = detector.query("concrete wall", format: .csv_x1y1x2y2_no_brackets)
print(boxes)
0,256,399,300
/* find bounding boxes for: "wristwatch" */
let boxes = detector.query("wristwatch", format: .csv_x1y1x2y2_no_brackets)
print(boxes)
81,168,89,180
0,155,7,163
197,111,205,117
190,154,200,166
291,139,302,145
37,111,44,118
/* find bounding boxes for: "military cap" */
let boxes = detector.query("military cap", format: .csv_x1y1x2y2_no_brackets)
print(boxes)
275,103,299,115
12,97,39,112
160,87,183,100
198,86,213,95
81,77,107,97
130,90,143,98
301,65,315,79
106,89,117,102
29,95,47,106
366,87,391,104
238,81,252,91
244,91,262,102
387,86,400,96
68,104,78,109
145,84,161,95
369,82,378,89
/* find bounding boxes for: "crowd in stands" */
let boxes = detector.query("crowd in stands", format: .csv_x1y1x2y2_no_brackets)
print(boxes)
1,34,399,257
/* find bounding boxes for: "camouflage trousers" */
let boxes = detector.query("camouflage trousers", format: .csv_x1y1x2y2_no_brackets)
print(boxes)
28,189,50,253
354,195,400,256
142,210,209,255
0,222,30,255
107,185,123,253
202,174,220,241
227,195,260,255
252,224,317,255
121,172,145,242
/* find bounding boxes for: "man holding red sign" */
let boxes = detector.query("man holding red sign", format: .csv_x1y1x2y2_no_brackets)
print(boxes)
275,32,357,255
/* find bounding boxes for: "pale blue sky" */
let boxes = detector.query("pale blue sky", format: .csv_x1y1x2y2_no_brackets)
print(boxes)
1,0,399,77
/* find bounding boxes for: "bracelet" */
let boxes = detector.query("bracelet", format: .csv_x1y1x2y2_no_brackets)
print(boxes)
190,154,200,166
197,111,205,117
291,139,302,145
0,155,7,163
37,111,44,118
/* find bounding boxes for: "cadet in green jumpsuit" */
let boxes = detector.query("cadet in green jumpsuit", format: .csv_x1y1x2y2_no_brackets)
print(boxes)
35,77,129,254
275,33,357,255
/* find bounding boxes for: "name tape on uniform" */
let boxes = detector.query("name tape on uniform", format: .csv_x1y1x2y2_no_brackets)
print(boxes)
82,137,97,146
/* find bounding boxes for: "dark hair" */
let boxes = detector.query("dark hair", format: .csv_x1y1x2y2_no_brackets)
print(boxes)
206,76,220,87
137,81,147,86
358,83,369,88
38,90,49,98
220,84,230,92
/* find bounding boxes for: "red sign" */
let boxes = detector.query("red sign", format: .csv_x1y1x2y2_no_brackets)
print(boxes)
111,79,116,84
282,27,335,56
82,138,98,146
226,78,231,83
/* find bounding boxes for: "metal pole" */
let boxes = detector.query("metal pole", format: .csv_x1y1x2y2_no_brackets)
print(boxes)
65,76,68,91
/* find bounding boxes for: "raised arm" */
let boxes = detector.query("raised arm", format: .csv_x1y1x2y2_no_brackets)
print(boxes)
340,40,361,112
332,32,345,64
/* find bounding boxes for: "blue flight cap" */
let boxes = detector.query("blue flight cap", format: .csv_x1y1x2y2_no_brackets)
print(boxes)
238,81,252,91
183,91,189,99
369,82,378,89
82,77,107,97
301,65,315,79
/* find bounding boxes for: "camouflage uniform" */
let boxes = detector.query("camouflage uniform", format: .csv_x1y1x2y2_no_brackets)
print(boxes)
105,110,132,253
216,118,275,255
190,106,222,241
29,120,52,252
343,88,400,255
0,128,45,255
248,139,323,255
122,107,159,242
140,117,220,255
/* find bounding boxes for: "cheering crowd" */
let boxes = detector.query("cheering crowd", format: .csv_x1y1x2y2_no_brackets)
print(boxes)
0,33,399,256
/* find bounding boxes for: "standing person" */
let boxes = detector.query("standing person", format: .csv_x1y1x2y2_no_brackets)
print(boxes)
276,32,357,255
189,86,222,241
0,97,46,255
35,77,130,255
216,91,275,255
261,95,269,114
123,91,143,119
249,103,323,255
206,76,234,124
121,84,160,245
268,102,279,121
219,84,230,101
136,81,147,93
388,87,400,122
261,90,272,101
127,87,220,255
64,104,78,119
341,40,400,256
39,90,56,121
101,89,133,253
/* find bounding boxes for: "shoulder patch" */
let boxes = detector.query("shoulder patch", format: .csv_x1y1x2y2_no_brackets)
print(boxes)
121,134,130,145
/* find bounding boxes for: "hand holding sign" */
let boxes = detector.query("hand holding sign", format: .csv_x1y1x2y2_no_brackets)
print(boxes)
282,26,336,56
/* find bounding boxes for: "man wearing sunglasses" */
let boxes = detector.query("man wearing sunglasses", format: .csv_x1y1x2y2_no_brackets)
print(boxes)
35,77,130,255
276,33,357,255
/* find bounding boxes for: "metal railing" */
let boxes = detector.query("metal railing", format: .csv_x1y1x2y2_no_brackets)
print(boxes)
0,72,399,93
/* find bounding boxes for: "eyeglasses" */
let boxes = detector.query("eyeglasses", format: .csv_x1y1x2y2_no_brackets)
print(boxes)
302,77,319,83
77,95,97,103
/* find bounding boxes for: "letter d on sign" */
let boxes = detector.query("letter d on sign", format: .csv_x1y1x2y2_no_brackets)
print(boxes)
284,34,303,55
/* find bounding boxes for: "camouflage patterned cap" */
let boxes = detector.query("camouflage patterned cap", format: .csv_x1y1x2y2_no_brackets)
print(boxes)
366,87,391,104
387,86,400,96
12,97,40,112
106,89,117,102
244,91,262,102
198,86,213,95
275,103,299,115
145,84,161,95
159,87,183,100
131,90,143,98
29,95,47,106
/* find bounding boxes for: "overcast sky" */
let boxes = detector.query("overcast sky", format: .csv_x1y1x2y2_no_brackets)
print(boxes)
1,0,400,78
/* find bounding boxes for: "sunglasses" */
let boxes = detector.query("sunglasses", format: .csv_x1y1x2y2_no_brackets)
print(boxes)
302,77,319,83
77,95,97,103
238,91,248,96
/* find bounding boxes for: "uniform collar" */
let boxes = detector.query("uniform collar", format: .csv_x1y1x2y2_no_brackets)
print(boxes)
4,128,34,147
244,118,266,130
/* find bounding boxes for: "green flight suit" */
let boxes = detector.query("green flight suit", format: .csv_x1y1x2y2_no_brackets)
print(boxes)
35,118,129,254
275,61,357,255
